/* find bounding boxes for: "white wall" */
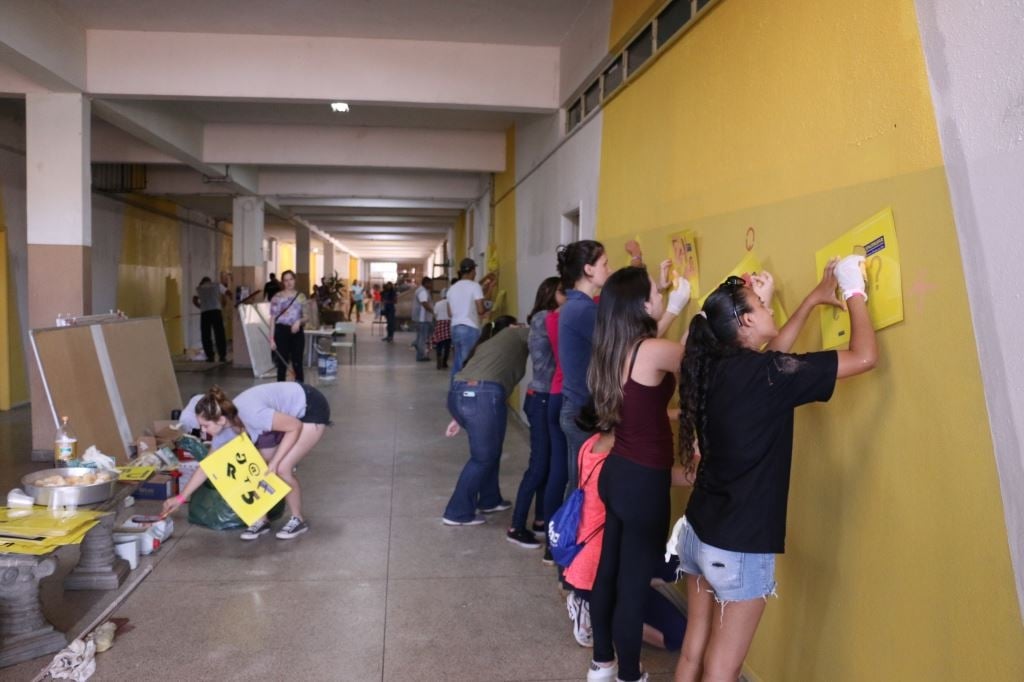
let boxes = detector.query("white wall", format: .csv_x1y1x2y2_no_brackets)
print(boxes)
914,0,1024,616
559,0,614,103
90,194,123,315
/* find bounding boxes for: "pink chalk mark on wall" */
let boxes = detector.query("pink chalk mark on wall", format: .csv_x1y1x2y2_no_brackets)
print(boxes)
908,272,938,313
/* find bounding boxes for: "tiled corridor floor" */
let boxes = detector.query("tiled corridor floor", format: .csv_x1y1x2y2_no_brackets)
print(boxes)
2,323,679,681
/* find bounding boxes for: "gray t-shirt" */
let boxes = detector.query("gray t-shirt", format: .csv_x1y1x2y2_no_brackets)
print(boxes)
196,281,221,312
527,311,555,393
454,327,530,396
206,383,308,449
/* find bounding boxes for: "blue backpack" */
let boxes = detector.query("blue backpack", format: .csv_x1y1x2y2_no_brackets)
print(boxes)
547,458,603,568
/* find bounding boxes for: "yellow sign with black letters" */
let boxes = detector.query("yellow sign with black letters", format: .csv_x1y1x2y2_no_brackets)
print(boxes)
199,434,291,526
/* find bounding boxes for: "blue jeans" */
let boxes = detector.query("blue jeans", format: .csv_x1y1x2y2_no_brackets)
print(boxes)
512,390,551,530
541,393,568,526
414,320,433,359
560,397,592,494
443,381,507,522
450,324,481,379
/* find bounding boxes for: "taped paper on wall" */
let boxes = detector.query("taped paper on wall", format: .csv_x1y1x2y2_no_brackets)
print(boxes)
199,434,291,526
698,251,788,325
815,208,904,349
668,230,701,300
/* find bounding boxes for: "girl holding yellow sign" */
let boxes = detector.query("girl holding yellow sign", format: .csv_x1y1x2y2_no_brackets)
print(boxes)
165,383,331,540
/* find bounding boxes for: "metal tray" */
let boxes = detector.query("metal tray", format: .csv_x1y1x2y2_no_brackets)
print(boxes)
22,467,120,506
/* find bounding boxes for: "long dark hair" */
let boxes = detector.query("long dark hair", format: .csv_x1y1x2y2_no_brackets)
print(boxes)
527,276,561,323
556,240,605,290
587,267,657,432
678,280,755,468
465,315,517,365
195,385,246,435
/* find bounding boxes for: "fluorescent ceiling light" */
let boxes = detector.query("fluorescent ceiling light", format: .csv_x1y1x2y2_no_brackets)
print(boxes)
330,102,350,113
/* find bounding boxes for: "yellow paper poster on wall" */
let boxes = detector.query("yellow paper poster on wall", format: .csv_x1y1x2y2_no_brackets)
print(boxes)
199,434,291,526
668,230,701,300
815,208,904,349
698,251,788,325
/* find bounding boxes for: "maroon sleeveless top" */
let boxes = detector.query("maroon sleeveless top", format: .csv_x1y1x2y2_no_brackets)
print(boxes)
613,341,676,470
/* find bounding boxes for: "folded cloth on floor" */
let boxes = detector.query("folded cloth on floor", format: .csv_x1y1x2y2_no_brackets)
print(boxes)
45,638,96,681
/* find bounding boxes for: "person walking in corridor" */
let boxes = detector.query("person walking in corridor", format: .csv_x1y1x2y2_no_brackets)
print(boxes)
447,258,489,377
193,276,228,362
349,279,365,323
269,270,307,382
381,281,397,342
413,276,434,361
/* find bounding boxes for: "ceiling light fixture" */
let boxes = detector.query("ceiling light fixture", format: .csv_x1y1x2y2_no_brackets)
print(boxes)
330,102,350,113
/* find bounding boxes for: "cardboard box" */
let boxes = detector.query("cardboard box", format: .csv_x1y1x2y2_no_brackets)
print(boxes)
152,420,180,447
177,460,201,491
135,474,178,501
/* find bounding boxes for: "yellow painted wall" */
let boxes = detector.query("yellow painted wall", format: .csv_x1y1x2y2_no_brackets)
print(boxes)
598,0,1023,678
493,127,518,319
0,194,28,408
279,242,296,275
116,196,184,354
349,256,359,281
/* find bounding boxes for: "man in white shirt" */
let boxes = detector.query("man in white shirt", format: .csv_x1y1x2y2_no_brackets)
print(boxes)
413,276,434,362
447,258,490,377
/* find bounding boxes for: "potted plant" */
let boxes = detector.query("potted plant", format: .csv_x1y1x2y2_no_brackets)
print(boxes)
317,272,348,325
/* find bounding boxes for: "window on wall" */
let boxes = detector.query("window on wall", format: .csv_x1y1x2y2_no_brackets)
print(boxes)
626,25,654,75
604,57,624,94
657,0,692,46
567,99,583,133
583,81,601,116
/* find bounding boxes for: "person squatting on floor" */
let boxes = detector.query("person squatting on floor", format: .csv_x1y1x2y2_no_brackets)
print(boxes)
673,257,877,681
166,382,332,540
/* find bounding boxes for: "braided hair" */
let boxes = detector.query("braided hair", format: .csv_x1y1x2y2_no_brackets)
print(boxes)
678,279,755,470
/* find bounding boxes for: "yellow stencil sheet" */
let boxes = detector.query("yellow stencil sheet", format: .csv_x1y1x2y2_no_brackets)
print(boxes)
814,208,904,349
200,434,292,527
0,509,109,538
667,230,701,300
698,251,789,325
115,466,156,481
0,520,99,554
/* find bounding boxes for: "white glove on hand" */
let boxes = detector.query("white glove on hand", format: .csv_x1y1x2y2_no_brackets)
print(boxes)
835,255,867,301
666,277,691,315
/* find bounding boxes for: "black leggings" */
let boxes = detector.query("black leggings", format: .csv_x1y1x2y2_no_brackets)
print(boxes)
273,323,305,382
590,454,670,681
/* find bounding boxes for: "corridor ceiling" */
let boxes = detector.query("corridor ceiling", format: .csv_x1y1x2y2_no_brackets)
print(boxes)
1,0,596,261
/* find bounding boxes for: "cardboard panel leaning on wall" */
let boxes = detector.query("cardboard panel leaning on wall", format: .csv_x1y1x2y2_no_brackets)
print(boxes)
595,0,1023,678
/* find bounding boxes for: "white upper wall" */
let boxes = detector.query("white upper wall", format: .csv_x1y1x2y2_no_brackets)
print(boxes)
914,0,1024,616
86,31,560,111
0,0,85,91
559,0,613,103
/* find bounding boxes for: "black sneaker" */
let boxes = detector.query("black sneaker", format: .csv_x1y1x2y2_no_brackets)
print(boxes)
531,520,547,539
275,516,309,539
542,545,554,566
506,528,541,549
239,518,271,541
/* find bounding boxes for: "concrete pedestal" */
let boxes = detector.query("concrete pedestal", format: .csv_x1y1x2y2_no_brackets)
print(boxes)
63,512,129,591
0,554,66,668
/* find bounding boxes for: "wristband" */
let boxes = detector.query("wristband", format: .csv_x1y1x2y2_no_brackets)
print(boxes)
176,494,186,505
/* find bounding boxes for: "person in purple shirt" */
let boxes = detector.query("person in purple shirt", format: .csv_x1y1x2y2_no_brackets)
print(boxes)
556,240,611,494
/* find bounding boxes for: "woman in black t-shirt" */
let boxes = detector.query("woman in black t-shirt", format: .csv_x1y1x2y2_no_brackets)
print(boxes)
674,257,878,682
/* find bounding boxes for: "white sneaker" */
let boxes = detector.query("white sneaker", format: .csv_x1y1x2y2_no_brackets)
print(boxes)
586,660,617,681
567,592,593,647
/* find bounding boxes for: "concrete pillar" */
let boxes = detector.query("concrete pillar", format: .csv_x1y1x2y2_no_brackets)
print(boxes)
26,93,91,453
231,196,265,368
323,244,336,280
295,226,311,295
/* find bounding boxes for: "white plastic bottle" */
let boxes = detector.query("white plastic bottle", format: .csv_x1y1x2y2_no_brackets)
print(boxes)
54,416,77,465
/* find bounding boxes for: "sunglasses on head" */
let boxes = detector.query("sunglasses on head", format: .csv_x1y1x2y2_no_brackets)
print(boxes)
719,276,747,326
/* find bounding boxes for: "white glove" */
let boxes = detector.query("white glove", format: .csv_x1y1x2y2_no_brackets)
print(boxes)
666,277,691,315
835,255,867,301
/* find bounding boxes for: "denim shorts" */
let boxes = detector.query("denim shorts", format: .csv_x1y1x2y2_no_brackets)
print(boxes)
677,517,776,602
